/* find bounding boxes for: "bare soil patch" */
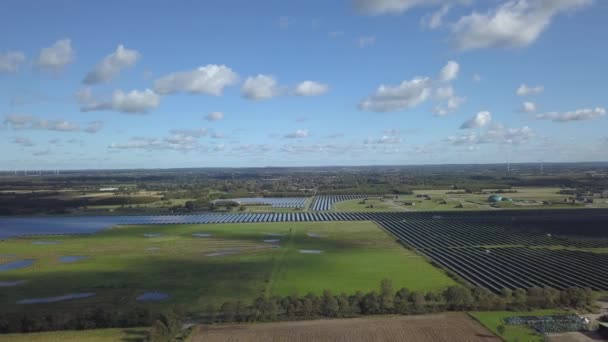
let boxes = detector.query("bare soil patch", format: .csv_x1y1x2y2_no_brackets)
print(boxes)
190,313,499,342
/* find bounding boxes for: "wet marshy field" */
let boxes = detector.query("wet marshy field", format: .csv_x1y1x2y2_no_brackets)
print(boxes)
0,221,453,317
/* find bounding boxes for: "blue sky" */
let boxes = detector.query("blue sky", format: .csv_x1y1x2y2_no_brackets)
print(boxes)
1,0,607,169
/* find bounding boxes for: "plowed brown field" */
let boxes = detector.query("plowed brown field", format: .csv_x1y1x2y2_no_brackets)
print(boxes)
189,313,500,342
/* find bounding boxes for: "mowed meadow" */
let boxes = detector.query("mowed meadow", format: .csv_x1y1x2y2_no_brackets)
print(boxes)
0,221,455,315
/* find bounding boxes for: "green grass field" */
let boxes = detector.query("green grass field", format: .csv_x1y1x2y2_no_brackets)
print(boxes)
0,221,455,316
0,328,148,342
469,309,567,342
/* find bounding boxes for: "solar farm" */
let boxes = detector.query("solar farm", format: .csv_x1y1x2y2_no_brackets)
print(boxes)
228,197,307,208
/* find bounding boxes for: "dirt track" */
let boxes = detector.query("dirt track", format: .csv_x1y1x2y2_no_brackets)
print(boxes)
189,313,500,342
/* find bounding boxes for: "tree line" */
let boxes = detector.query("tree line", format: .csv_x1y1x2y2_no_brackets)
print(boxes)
0,281,596,336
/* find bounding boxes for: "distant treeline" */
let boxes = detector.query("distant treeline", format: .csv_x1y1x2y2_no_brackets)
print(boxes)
199,281,595,324
0,281,596,335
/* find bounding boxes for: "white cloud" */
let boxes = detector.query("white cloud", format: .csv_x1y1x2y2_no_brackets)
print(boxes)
535,107,606,122
36,39,74,71
450,0,592,51
434,95,464,116
277,16,295,29
472,73,482,82
520,101,537,113
211,132,225,139
170,128,208,138
294,81,329,96
242,74,281,100
12,137,35,147
425,4,451,29
439,60,459,82
283,129,310,139
32,149,51,156
78,88,160,114
357,35,376,47
83,45,140,84
516,83,544,96
154,64,239,95
110,134,203,151
460,110,492,129
353,0,469,15
84,121,104,133
0,51,26,73
447,124,534,145
359,76,432,112
205,111,224,121
3,114,82,132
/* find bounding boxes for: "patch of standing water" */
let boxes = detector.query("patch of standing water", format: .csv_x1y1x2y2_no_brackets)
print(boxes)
299,249,323,254
0,259,35,272
17,292,96,304
58,256,89,263
206,249,240,257
306,232,326,238
136,292,169,301
32,241,61,245
192,233,212,237
144,233,161,238
0,280,26,287
263,232,287,237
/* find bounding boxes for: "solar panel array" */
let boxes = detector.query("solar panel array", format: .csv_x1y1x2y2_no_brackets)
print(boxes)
235,197,308,208
2,209,608,293
310,195,376,211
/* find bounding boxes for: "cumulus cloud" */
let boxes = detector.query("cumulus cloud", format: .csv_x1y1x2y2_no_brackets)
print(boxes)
242,74,281,100
12,137,35,147
84,121,104,133
32,149,51,156
421,4,451,29
109,134,203,152
517,83,544,96
460,111,492,129
294,81,329,96
83,45,140,84
359,77,432,112
170,128,208,138
520,101,537,113
277,16,295,29
353,0,469,15
0,51,26,73
283,129,310,139
211,132,225,139
450,0,592,51
447,124,534,145
433,85,464,116
35,38,74,71
357,35,376,47
154,64,239,95
439,60,459,82
3,114,82,132
77,88,160,114
232,144,273,154
205,111,224,121
535,107,606,122
473,73,482,82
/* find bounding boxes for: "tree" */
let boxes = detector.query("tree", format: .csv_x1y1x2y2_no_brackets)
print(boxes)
321,290,340,317
379,278,395,312
221,301,237,322
497,324,505,336
443,286,472,310
206,304,216,324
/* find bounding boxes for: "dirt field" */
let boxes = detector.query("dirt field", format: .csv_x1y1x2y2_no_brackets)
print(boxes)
189,313,500,342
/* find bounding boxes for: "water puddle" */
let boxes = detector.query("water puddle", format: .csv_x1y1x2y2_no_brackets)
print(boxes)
143,233,161,238
58,256,89,263
136,291,169,301
192,233,212,237
0,280,26,287
306,232,326,238
0,259,35,272
17,292,96,304
299,249,323,254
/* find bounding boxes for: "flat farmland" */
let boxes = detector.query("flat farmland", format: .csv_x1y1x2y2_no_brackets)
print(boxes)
0,221,455,316
189,313,500,342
